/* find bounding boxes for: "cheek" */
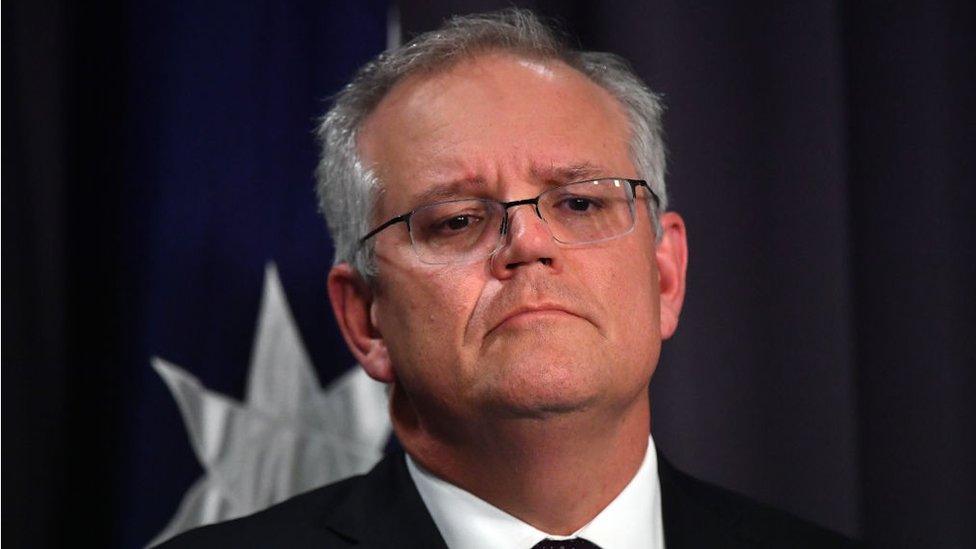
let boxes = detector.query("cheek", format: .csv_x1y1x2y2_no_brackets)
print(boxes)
602,242,661,355
376,266,485,374
609,281,658,352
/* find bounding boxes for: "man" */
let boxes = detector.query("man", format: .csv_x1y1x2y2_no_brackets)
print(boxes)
163,9,856,548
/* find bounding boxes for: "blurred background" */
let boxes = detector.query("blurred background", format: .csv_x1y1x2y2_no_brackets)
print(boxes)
5,1,974,547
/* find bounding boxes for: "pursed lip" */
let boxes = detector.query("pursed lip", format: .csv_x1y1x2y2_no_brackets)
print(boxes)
488,303,584,335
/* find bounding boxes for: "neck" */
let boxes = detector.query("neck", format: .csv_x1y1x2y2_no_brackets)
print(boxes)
394,387,651,535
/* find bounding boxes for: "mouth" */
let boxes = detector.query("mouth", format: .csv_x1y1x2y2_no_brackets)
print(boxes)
488,305,584,335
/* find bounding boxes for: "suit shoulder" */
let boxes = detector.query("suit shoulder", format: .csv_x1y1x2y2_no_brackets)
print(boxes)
155,474,364,548
659,457,861,548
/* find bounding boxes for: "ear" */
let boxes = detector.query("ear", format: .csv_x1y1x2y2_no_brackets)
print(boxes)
654,212,688,340
327,263,395,383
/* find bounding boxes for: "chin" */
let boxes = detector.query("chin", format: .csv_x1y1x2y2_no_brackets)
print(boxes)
475,325,636,417
484,357,607,419
489,393,598,419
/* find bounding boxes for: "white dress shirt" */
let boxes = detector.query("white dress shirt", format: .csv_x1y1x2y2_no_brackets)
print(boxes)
406,436,666,549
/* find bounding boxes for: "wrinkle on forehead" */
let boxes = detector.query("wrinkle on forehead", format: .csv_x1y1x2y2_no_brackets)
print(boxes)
395,160,613,212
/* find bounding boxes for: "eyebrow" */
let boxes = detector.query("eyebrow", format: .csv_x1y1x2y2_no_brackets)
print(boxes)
530,161,607,183
406,161,611,210
408,176,487,209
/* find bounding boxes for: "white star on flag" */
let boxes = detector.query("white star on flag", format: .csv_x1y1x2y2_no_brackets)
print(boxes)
149,263,391,546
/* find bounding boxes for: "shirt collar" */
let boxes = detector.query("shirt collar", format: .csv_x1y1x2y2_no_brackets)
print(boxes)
406,435,665,549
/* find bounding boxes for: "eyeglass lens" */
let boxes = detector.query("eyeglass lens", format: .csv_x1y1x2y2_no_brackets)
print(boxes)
408,179,637,264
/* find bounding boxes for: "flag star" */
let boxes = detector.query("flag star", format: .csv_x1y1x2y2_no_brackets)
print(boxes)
149,263,391,546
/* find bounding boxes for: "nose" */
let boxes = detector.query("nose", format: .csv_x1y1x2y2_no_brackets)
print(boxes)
489,204,561,277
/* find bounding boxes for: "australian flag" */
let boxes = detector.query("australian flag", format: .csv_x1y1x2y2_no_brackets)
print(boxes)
109,2,391,546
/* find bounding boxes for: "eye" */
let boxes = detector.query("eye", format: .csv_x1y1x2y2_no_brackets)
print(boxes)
413,199,494,243
428,213,483,236
555,195,603,213
565,197,594,212
442,215,475,231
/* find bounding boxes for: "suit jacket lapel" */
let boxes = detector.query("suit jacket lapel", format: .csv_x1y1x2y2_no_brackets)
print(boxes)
323,451,448,548
658,450,747,548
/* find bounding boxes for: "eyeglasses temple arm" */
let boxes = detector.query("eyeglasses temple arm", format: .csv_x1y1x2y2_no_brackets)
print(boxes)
359,213,411,244
629,179,661,209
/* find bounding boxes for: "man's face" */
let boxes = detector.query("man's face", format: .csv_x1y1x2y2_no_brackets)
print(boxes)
353,53,678,429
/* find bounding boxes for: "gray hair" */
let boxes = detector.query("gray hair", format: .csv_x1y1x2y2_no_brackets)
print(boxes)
315,8,667,277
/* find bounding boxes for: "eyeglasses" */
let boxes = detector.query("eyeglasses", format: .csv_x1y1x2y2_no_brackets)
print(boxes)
359,178,659,265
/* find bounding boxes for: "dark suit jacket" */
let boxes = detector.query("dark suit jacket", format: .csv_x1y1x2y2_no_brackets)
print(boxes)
160,450,858,548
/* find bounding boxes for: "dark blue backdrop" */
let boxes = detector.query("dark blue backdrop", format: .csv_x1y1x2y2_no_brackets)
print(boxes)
113,2,386,545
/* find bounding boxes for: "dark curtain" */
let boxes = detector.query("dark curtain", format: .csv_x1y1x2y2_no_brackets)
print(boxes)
401,1,976,546
5,1,973,548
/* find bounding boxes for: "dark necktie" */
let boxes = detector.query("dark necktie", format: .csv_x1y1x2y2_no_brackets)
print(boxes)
531,538,602,549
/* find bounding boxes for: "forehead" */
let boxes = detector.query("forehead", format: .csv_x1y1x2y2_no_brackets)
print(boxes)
358,53,634,213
